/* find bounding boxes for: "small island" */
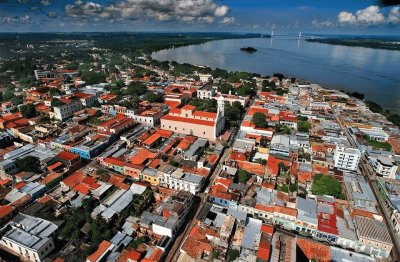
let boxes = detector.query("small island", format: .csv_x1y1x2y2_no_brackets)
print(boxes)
240,47,257,53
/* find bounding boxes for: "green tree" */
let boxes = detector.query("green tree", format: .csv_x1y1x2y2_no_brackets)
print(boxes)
143,92,164,103
16,156,41,173
19,103,37,118
298,121,311,132
238,169,252,184
81,71,106,85
228,249,240,262
218,83,234,94
51,98,64,110
253,112,267,128
126,82,148,97
312,174,344,199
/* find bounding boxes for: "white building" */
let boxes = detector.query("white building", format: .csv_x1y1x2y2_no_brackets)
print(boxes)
198,74,212,83
373,156,398,179
158,166,206,194
0,214,58,262
51,101,81,121
34,70,55,80
197,85,215,99
360,127,389,142
333,146,361,171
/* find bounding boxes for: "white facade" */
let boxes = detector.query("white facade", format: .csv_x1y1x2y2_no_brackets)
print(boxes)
333,146,361,171
198,74,212,83
373,157,398,179
0,214,58,262
158,168,205,194
197,86,215,99
52,101,81,120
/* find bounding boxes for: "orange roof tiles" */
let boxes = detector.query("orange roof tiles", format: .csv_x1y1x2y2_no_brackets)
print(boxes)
266,155,291,177
255,203,274,213
155,129,173,138
215,177,233,188
261,224,274,235
62,171,85,188
193,111,217,119
181,226,213,259
87,240,112,262
161,114,215,126
388,137,400,154
104,157,125,167
47,162,63,171
296,238,330,262
41,173,62,185
237,161,266,176
130,148,158,165
177,136,197,151
14,181,26,190
56,151,80,161
274,206,297,217
0,205,14,218
165,100,180,108
182,104,196,111
73,183,91,195
0,178,12,186
207,154,219,165
231,152,247,161
247,106,269,117
143,134,161,146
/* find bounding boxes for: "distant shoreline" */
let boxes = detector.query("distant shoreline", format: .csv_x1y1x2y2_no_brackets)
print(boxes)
306,38,400,51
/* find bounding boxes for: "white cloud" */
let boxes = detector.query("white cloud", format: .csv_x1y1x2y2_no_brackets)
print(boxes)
388,7,400,23
65,0,232,24
221,16,235,25
338,11,356,24
355,5,384,24
47,11,57,18
311,19,335,27
338,5,390,26
40,0,51,6
3,15,31,23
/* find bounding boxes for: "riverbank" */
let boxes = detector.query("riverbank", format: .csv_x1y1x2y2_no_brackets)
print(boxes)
152,37,400,113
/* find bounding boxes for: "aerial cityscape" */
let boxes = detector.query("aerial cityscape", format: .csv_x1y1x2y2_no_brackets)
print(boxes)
1,1,400,262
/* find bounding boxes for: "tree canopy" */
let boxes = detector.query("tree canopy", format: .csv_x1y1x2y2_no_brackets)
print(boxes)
253,112,267,128
125,82,148,97
312,174,344,199
16,156,41,173
81,71,106,85
19,103,37,118
238,169,252,184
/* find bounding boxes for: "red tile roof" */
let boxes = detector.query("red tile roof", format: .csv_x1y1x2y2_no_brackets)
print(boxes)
41,173,62,185
104,157,125,167
296,238,330,262
0,205,14,219
56,151,80,161
142,133,161,146
161,114,215,126
87,240,112,262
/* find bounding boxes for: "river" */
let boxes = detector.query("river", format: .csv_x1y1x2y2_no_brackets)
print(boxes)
152,37,400,113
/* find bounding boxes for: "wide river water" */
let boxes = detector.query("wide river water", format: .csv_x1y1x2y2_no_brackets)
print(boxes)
152,37,400,113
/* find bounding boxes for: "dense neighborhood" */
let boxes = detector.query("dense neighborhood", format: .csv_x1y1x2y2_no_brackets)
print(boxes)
0,44,400,262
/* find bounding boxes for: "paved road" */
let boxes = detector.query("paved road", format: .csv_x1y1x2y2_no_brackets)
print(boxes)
343,130,400,261
166,147,232,262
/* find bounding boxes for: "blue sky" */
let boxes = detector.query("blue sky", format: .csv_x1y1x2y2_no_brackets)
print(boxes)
0,0,399,34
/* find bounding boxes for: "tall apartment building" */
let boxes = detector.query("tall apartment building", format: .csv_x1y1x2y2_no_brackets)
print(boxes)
333,146,361,171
